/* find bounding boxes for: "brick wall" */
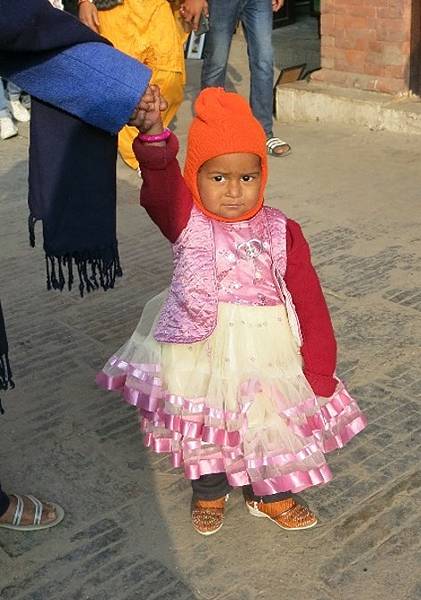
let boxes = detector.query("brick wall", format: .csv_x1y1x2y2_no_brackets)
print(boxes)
312,0,415,94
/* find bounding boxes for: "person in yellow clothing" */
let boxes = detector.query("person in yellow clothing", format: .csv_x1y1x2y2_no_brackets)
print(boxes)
78,0,187,169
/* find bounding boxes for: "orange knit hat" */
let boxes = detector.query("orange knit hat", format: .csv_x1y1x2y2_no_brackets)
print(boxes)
184,88,268,222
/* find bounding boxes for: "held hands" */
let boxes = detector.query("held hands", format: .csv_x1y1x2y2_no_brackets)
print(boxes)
128,85,168,134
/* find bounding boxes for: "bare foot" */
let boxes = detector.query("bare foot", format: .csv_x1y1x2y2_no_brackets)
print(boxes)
0,494,59,526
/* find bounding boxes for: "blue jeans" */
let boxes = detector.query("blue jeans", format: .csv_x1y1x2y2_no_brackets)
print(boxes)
0,79,21,118
201,0,274,137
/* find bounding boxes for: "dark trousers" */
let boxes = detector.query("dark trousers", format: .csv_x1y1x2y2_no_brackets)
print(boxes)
191,472,291,503
0,480,10,517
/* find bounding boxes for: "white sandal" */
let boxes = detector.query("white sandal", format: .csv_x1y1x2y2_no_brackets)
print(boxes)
266,137,291,157
0,494,64,531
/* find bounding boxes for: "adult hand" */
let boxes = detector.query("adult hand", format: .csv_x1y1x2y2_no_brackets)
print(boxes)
180,0,209,32
272,0,285,12
78,1,100,33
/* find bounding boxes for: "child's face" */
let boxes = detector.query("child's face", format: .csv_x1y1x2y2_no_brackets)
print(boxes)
197,153,262,220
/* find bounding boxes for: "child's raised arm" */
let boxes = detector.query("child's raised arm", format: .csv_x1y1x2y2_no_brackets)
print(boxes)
132,85,193,242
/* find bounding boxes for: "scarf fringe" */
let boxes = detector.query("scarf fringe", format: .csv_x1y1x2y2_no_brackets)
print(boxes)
0,353,14,415
29,216,123,297
45,252,123,297
28,213,37,248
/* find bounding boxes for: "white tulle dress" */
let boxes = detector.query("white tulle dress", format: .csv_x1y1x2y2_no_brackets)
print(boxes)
97,219,367,495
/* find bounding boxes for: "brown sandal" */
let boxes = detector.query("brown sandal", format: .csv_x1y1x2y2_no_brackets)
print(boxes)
246,497,317,530
191,495,229,536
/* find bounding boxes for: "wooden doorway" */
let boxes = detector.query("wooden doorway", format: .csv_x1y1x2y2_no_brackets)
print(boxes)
410,0,421,95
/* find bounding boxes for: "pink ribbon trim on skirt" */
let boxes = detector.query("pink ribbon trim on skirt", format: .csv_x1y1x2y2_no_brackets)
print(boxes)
97,360,367,494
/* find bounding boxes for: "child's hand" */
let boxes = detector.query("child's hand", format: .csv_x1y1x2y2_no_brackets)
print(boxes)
128,85,168,133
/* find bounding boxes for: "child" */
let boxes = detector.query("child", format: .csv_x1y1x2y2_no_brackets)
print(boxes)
97,87,367,536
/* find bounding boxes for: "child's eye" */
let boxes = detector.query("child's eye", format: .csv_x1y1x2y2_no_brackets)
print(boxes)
212,175,225,182
241,175,254,182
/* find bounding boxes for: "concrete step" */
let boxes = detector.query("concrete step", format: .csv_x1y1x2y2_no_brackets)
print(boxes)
275,81,421,135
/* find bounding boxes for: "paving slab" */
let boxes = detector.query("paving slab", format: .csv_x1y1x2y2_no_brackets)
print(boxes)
1,15,420,600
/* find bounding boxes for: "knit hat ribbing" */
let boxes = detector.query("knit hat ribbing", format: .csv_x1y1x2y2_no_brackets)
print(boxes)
184,88,268,222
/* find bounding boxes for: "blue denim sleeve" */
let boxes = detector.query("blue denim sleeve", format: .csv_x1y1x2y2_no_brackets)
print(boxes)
0,42,152,134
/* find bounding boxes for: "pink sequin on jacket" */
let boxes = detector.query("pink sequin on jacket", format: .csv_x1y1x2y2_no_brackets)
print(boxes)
153,205,300,344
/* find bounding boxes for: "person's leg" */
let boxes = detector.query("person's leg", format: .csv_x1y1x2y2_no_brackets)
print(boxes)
6,80,22,102
243,484,291,503
0,79,10,118
191,472,232,500
241,0,274,137
201,0,242,89
6,80,30,123
0,79,18,139
0,480,11,517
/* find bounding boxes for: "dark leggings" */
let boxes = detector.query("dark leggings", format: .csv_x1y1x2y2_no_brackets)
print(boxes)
191,472,291,503
0,480,10,517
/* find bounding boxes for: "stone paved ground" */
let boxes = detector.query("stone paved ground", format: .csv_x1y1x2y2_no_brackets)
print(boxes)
1,16,420,600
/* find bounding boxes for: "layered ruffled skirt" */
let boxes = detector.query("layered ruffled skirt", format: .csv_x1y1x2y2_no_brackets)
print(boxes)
97,293,367,495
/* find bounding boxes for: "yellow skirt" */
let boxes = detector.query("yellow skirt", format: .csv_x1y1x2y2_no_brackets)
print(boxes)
98,0,187,169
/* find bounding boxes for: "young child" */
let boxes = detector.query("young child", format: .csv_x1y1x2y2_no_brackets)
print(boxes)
97,87,367,536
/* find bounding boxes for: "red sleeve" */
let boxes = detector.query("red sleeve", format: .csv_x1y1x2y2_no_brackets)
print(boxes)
285,219,338,397
133,132,193,242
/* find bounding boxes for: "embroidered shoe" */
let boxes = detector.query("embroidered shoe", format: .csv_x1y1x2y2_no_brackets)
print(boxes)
246,497,318,530
191,494,229,536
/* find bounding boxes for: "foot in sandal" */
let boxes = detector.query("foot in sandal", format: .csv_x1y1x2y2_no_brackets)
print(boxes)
0,494,64,531
266,136,291,157
246,497,317,530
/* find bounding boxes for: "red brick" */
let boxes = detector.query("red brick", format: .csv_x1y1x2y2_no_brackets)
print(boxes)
321,13,335,36
344,49,366,66
322,44,336,56
376,7,405,19
368,41,384,54
363,63,386,77
333,0,366,6
323,35,335,48
366,51,387,67
322,57,335,69
334,29,375,51
343,16,368,30
332,14,346,31
376,19,411,43
322,0,335,15
382,45,408,66
375,76,408,94
383,64,408,79
345,6,376,18
311,68,349,86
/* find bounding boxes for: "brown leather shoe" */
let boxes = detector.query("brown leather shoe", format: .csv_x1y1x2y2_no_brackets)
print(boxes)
191,495,229,536
246,497,317,530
